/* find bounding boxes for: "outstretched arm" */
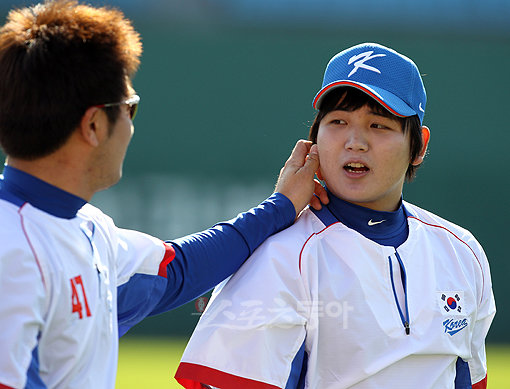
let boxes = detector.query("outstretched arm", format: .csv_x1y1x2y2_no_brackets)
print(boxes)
117,140,324,334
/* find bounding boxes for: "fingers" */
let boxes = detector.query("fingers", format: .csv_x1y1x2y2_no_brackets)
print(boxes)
301,144,319,174
309,194,322,210
285,140,313,167
314,179,329,205
274,140,317,217
274,139,328,218
309,181,329,210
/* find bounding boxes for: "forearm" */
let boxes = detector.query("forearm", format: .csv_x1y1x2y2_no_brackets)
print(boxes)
151,192,295,314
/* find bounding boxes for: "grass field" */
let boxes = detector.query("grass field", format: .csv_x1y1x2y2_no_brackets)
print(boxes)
117,337,510,388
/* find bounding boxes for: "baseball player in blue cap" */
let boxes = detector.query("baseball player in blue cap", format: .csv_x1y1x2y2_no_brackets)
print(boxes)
0,1,326,388
176,43,495,389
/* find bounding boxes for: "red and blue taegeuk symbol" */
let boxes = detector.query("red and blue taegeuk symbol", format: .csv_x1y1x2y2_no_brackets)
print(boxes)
447,297,457,310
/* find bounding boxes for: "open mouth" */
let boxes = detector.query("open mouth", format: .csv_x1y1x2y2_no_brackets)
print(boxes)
344,162,369,174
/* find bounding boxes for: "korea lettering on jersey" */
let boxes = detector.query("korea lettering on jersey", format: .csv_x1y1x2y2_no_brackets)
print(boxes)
0,199,173,388
176,202,495,389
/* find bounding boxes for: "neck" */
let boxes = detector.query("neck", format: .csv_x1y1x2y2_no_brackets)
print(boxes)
0,165,87,218
8,152,95,202
312,189,409,247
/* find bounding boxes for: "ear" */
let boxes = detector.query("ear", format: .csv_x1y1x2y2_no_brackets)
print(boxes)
411,126,430,166
78,106,108,147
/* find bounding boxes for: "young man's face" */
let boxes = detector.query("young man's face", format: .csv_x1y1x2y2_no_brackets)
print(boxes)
316,102,411,212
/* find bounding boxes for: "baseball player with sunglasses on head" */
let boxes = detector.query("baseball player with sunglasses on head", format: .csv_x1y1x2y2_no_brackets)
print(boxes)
0,1,328,388
175,43,496,389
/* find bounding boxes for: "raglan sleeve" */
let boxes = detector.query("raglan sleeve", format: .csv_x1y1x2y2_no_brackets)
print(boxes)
467,238,496,389
115,193,296,336
174,228,309,389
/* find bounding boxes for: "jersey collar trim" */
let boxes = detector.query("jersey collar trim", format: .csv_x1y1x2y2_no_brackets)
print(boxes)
313,188,409,247
0,165,86,219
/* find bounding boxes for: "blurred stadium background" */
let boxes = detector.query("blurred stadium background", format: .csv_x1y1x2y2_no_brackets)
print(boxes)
1,0,509,386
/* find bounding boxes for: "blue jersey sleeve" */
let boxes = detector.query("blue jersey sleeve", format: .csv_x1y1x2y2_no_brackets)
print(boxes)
117,193,295,335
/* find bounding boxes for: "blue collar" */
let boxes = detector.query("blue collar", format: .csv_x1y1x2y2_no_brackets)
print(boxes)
0,165,86,219
312,189,409,248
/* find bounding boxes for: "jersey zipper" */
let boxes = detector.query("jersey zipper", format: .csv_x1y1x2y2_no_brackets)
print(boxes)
81,221,102,297
388,251,410,335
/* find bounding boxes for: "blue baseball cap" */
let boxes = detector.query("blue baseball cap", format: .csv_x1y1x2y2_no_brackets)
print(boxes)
313,43,427,124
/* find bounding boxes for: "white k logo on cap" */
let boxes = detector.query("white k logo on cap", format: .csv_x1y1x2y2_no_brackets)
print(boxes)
312,43,427,124
347,51,386,78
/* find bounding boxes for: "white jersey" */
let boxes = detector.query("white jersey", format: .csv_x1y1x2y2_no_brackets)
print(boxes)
0,199,169,389
176,202,496,389
0,165,296,389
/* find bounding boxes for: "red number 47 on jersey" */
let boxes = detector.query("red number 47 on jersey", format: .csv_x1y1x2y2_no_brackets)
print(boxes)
70,275,91,319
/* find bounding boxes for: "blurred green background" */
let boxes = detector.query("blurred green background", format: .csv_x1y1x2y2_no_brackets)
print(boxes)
115,23,510,343
101,16,510,345
1,0,509,383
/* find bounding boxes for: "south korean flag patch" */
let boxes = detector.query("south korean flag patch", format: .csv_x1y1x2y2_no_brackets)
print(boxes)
437,291,464,315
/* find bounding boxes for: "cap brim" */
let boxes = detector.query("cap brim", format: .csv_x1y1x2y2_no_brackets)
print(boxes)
313,81,417,118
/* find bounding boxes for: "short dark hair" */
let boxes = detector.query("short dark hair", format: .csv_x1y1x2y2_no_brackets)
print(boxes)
0,0,142,159
308,88,424,181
